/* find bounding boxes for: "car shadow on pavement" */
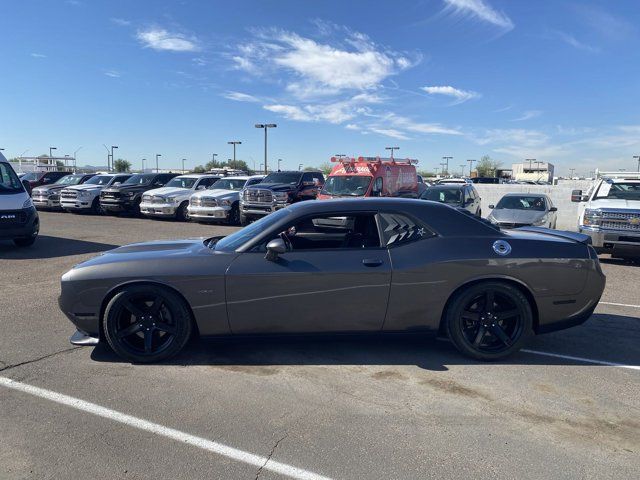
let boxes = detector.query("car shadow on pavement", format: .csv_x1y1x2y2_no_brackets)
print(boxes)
89,312,640,370
599,257,640,267
0,235,119,259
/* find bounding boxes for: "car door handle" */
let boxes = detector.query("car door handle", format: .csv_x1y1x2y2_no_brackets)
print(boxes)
362,258,384,267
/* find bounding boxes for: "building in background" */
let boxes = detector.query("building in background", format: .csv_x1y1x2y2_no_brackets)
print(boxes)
512,161,554,182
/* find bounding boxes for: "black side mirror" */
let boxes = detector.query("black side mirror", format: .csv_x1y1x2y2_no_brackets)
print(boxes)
265,238,287,261
22,180,32,196
549,206,558,212
571,190,583,202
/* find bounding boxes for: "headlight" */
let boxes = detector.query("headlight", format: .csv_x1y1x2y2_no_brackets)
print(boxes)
125,191,135,197
487,215,498,224
532,216,547,226
22,198,34,208
273,192,288,202
166,196,180,204
219,199,232,206
582,208,602,227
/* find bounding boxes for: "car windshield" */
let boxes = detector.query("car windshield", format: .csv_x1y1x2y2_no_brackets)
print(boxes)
165,177,198,189
123,174,154,185
262,172,301,185
84,175,113,186
0,162,24,194
55,175,85,186
421,188,462,204
321,175,371,196
495,196,546,211
595,181,640,200
211,208,292,252
210,178,248,190
20,172,41,181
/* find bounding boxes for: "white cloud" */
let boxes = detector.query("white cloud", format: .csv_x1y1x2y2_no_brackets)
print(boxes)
263,104,314,122
421,85,480,104
111,18,131,27
136,28,200,52
553,31,599,53
104,70,121,78
345,124,360,130
443,0,514,30
512,110,542,121
223,91,260,102
369,128,410,140
30,53,46,58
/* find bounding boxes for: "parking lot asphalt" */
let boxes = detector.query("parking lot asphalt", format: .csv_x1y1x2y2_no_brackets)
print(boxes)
1,211,638,479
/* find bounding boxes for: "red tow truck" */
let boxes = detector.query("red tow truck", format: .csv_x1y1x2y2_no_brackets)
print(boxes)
317,156,419,199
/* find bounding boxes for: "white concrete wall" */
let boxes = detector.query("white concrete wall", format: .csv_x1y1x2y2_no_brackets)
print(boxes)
474,183,591,230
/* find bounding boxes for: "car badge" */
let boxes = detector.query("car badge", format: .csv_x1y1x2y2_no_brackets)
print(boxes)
629,217,640,226
492,240,512,256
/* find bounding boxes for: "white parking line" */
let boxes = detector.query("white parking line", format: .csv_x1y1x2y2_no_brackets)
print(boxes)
521,350,640,371
599,301,640,309
0,376,334,480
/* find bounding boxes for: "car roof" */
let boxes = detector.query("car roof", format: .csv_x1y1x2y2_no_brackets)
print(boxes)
502,192,547,197
426,184,467,190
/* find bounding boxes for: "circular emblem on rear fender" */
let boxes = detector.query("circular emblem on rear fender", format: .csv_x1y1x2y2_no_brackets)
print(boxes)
493,240,512,256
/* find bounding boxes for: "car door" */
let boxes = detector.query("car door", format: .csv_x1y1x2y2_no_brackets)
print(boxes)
225,212,392,333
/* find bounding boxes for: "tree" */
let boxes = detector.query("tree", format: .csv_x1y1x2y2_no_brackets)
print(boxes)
226,159,249,172
475,155,502,177
192,165,206,173
318,162,333,175
205,158,224,170
113,158,131,172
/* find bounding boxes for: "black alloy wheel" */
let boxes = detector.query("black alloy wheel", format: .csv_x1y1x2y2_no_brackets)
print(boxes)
446,282,532,360
176,201,189,221
227,203,240,225
103,285,193,363
91,197,102,215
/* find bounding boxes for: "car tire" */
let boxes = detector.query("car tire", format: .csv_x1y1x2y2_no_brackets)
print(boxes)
446,281,533,361
103,285,193,363
240,212,250,226
90,197,102,215
176,201,189,221
227,203,240,226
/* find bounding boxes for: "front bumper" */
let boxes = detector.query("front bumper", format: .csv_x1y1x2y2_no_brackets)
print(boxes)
579,226,640,252
0,207,39,240
188,205,231,221
61,199,93,210
241,202,288,217
100,198,135,212
140,202,178,217
32,195,61,209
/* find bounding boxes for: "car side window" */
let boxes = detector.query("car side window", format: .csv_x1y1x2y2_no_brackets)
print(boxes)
198,177,217,188
302,172,323,185
246,178,262,186
269,213,382,251
377,212,434,247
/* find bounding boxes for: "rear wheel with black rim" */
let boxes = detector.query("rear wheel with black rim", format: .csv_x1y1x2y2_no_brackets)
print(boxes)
103,285,193,363
446,282,532,361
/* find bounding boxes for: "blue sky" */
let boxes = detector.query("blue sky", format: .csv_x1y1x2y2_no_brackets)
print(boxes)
1,0,639,175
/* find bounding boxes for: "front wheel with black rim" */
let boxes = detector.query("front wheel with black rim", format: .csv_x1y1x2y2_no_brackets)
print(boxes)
176,201,189,221
103,285,194,363
239,212,250,226
227,203,240,225
446,282,533,361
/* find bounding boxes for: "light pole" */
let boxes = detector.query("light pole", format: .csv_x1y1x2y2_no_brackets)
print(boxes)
182,158,187,173
255,124,277,175
155,154,161,173
440,162,447,176
110,145,118,172
442,156,452,175
634,155,640,172
227,141,241,164
569,168,575,178
434,167,440,177
298,163,303,171
49,147,57,166
142,158,146,172
277,158,282,171
459,164,466,177
385,147,399,159
467,159,476,177
73,146,82,171
259,163,264,172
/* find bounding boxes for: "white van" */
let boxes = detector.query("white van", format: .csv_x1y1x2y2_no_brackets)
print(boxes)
0,152,39,246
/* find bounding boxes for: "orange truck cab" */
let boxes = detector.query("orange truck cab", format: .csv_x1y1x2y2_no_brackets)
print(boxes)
317,156,419,200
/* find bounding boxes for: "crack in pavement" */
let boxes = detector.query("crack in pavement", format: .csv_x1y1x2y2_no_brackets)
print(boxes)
0,346,83,374
254,433,288,480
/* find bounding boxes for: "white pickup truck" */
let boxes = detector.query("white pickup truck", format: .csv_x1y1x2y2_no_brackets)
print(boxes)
571,171,640,259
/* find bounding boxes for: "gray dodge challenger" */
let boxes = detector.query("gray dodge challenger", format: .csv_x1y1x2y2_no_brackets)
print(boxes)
59,198,605,363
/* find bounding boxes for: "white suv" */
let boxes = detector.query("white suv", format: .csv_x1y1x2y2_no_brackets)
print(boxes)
188,175,264,225
572,171,640,259
61,173,131,214
140,174,220,221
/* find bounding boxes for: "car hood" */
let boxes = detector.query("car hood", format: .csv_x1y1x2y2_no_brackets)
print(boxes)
489,209,546,224
588,198,640,210
75,239,209,268
103,184,149,193
65,184,103,192
192,188,240,200
247,182,296,192
32,183,71,194
144,186,193,197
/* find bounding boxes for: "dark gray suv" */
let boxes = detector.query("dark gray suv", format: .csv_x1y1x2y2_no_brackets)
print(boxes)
420,184,482,216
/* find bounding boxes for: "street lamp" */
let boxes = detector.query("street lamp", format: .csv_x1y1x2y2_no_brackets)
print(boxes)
442,156,452,175
110,145,118,172
255,123,277,174
459,164,466,177
182,159,187,173
227,141,241,164
155,154,161,173
49,147,57,163
211,153,218,164
467,159,476,176
277,158,282,171
385,147,399,159
634,155,640,172
259,163,264,172
142,158,146,172
298,163,303,171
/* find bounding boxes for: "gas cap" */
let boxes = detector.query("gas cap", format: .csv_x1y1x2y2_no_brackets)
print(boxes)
492,240,512,256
